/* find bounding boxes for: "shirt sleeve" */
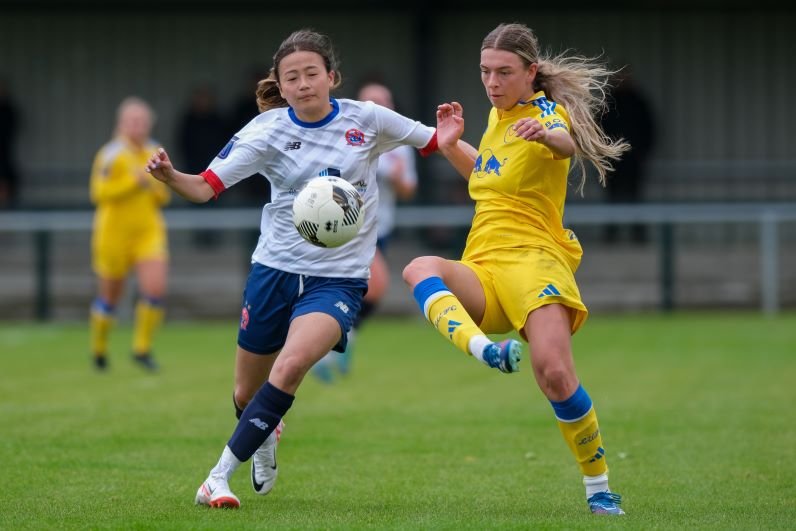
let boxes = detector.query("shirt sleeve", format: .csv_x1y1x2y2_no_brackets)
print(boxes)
203,116,273,194
541,103,571,160
370,102,436,156
542,102,571,133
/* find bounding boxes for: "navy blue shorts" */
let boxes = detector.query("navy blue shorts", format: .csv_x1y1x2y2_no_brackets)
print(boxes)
237,263,368,355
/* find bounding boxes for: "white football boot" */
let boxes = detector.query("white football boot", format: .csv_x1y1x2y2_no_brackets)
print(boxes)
195,475,240,509
251,420,284,495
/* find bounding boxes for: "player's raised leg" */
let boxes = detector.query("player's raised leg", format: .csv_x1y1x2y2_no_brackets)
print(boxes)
403,256,521,373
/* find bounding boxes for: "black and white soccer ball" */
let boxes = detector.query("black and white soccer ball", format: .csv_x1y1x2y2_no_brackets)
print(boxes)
292,176,365,248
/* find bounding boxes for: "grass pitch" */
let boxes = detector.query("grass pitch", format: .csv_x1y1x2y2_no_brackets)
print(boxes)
1,313,795,529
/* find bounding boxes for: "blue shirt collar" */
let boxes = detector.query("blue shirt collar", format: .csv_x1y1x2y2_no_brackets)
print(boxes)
287,98,339,128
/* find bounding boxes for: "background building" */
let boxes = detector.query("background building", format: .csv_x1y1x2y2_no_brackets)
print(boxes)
1,0,794,319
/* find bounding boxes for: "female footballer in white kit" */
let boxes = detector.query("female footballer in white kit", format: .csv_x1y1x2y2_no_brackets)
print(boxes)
146,29,521,509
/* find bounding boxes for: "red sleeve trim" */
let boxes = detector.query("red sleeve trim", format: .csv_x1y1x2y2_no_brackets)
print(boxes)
200,169,225,199
418,131,438,157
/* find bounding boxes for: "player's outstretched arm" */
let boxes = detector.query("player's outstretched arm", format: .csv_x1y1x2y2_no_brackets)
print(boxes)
436,102,476,180
145,148,215,203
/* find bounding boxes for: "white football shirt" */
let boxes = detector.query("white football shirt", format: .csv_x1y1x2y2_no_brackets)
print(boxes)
201,98,435,279
375,145,417,239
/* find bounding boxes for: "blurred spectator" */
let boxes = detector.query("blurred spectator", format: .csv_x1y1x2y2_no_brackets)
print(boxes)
223,67,271,207
178,84,228,174
0,79,20,208
601,69,656,244
228,66,263,137
177,85,228,246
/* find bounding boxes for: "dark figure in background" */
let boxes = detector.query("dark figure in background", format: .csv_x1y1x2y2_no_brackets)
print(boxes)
178,85,228,175
601,71,656,244
177,85,228,245
223,67,271,207
223,68,271,262
0,79,20,208
228,68,263,140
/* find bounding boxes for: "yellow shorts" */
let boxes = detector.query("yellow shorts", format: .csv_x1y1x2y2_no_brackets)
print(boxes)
460,245,588,338
92,223,168,279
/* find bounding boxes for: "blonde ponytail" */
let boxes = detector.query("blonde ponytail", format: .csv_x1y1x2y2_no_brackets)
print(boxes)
535,53,629,193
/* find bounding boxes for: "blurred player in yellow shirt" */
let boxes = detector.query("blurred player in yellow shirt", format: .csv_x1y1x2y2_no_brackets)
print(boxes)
89,97,169,371
403,23,630,515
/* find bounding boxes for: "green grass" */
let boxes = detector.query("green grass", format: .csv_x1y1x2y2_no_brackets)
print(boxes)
1,313,795,529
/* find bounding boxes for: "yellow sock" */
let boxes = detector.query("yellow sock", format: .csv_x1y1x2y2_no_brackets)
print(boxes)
557,406,608,476
89,307,113,356
132,298,164,354
427,294,486,357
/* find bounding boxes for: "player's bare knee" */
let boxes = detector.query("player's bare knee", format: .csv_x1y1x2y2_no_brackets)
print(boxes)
402,256,443,286
537,363,578,400
401,258,421,285
270,355,312,389
529,355,578,398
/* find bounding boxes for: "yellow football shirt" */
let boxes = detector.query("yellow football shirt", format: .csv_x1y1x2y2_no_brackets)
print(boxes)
90,138,170,277
462,91,582,271
90,138,169,229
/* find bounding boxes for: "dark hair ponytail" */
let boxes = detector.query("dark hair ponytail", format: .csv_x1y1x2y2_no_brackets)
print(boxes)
256,69,286,112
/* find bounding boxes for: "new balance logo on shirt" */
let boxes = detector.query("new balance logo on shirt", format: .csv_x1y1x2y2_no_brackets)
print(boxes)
283,141,302,151
537,283,561,298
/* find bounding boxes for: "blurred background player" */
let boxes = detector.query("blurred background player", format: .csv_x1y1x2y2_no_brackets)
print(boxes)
177,84,228,247
222,66,272,211
89,97,170,372
312,79,419,382
601,68,656,244
403,23,629,515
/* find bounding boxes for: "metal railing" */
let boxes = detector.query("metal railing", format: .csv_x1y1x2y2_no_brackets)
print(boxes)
1,202,794,319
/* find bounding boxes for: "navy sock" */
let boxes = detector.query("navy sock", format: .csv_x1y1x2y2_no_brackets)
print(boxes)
227,381,294,461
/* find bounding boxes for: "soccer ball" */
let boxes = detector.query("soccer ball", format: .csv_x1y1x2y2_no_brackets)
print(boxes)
292,176,365,248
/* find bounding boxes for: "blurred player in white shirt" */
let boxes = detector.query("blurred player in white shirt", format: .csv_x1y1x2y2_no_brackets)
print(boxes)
313,81,419,382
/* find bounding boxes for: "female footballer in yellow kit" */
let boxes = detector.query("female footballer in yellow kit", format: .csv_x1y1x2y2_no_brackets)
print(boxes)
89,97,169,371
403,23,629,515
